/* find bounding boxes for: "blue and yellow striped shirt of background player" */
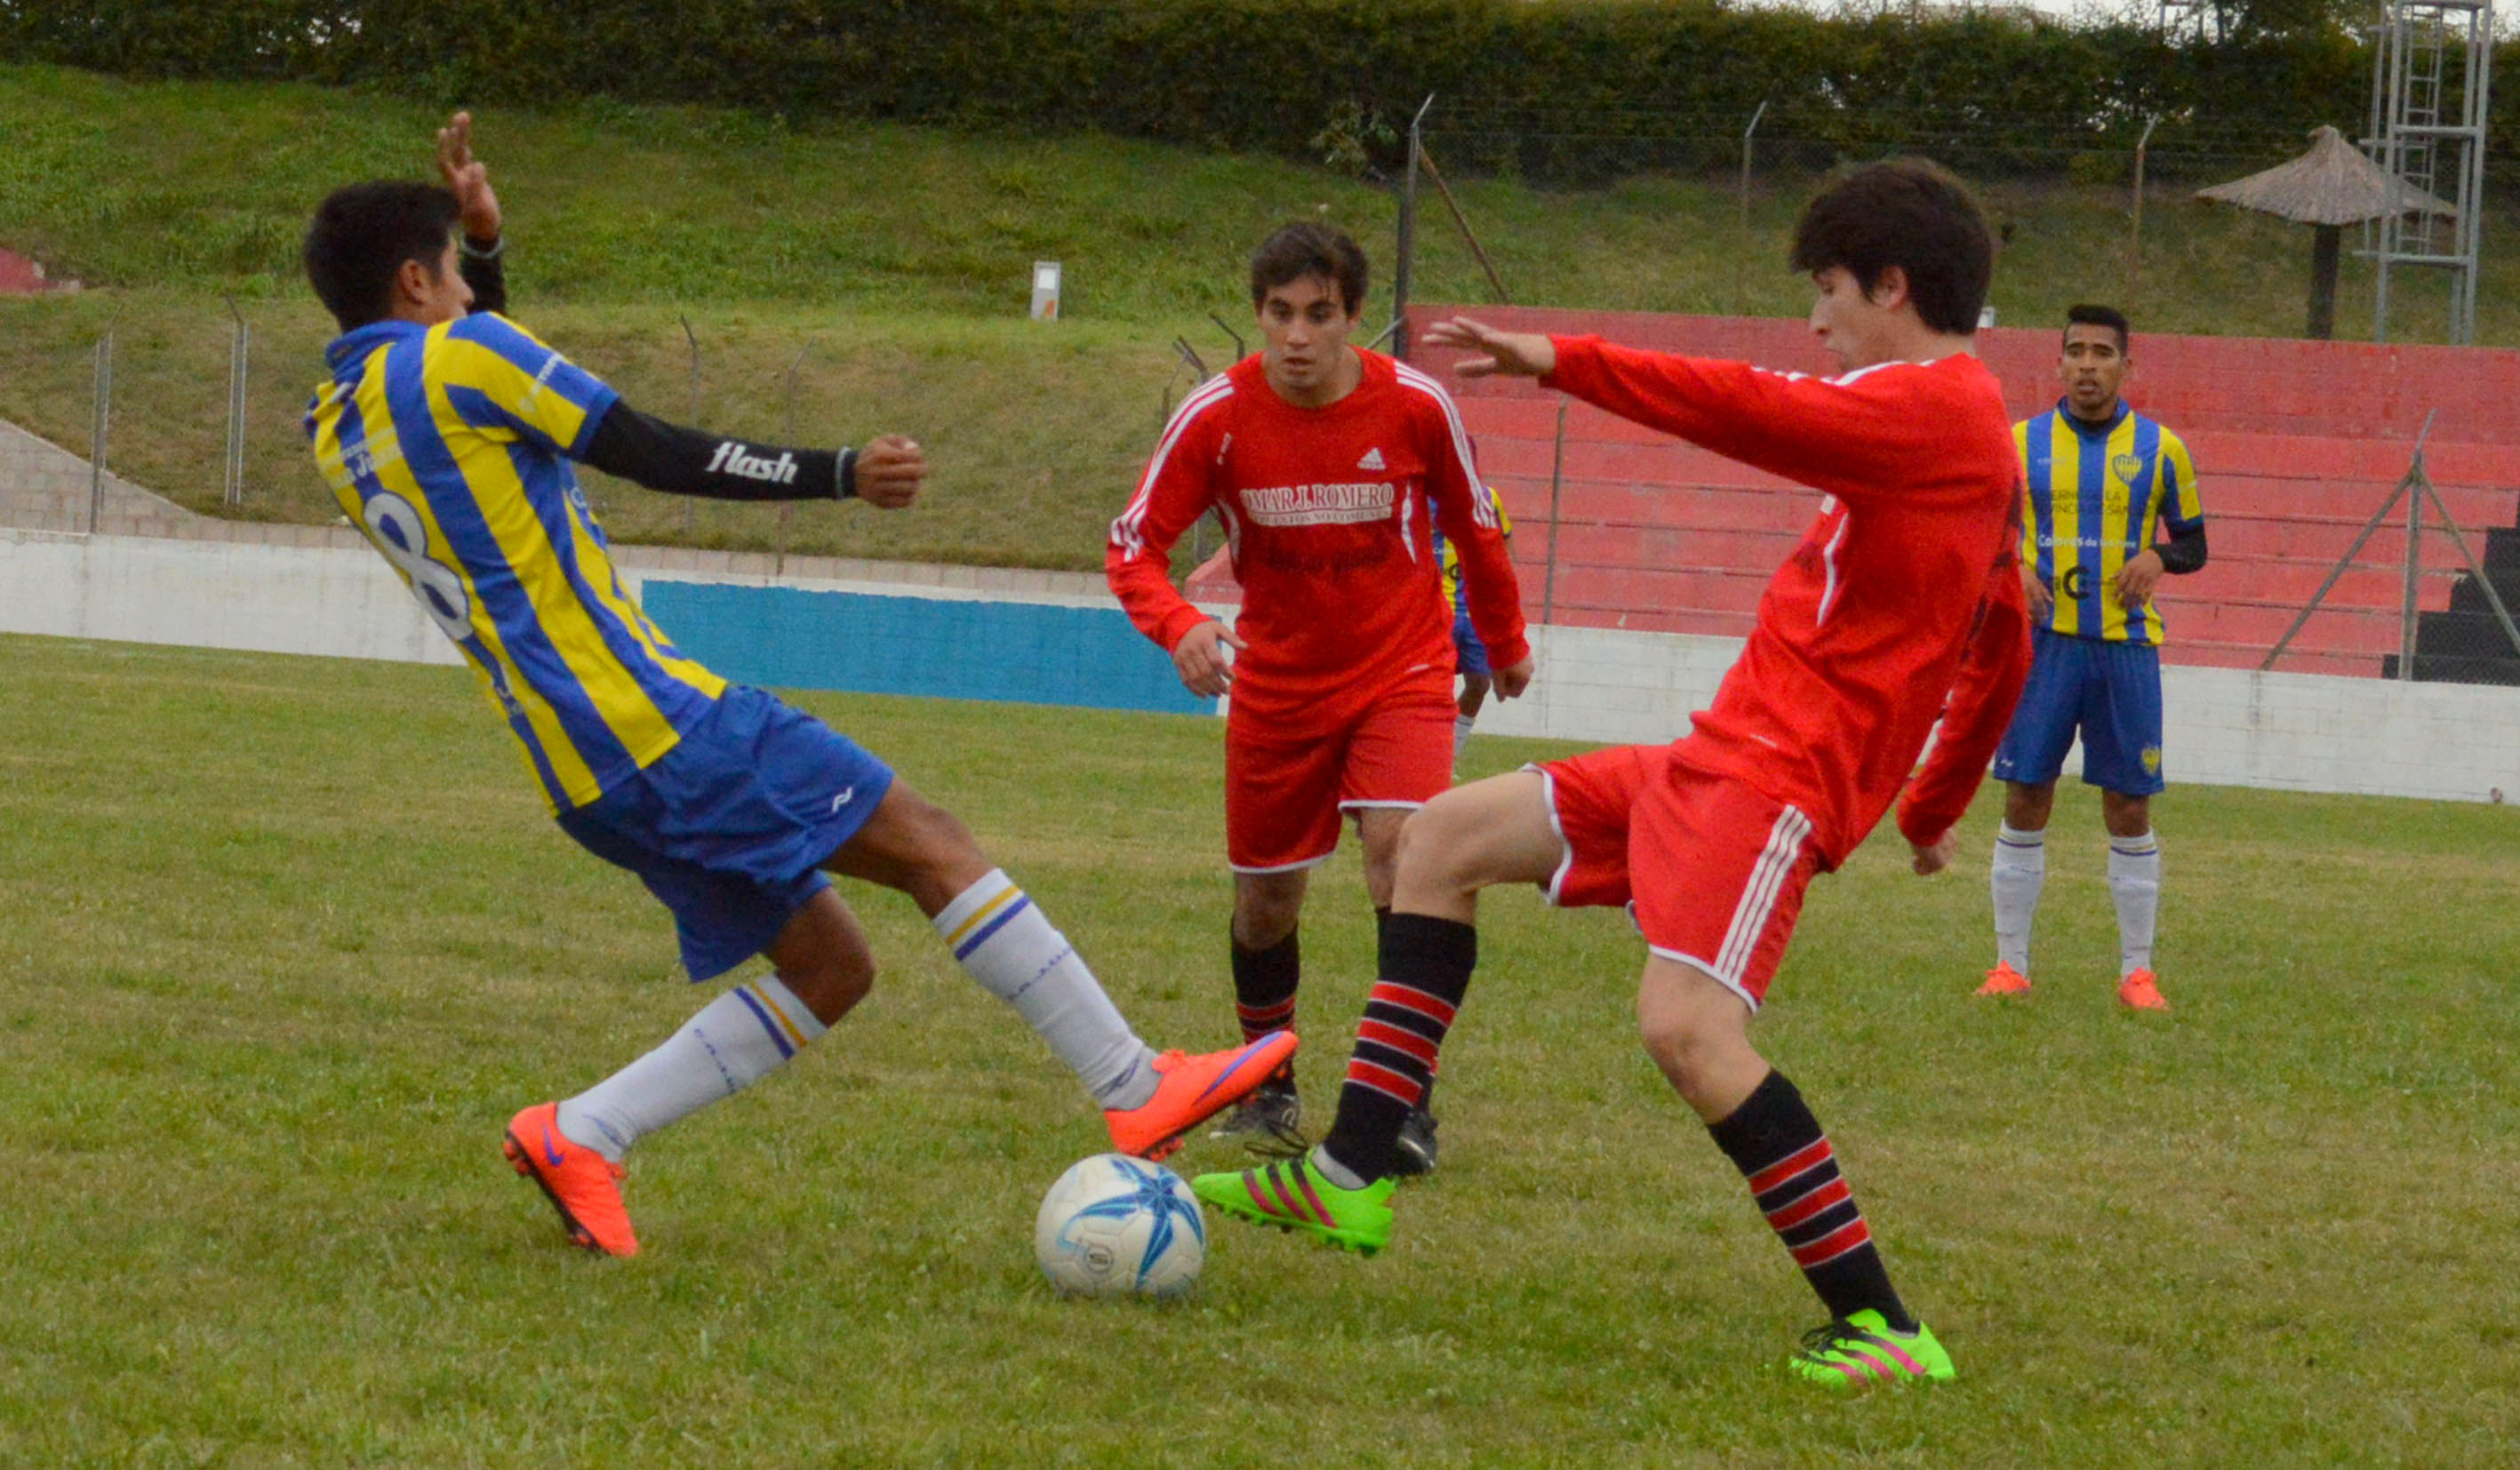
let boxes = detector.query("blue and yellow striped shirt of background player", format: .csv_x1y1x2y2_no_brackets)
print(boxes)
1436,506,1515,614
2016,401,2203,645
306,310,725,812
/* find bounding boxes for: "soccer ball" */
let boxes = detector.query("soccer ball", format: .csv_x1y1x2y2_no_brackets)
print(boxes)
1033,1153,1206,1299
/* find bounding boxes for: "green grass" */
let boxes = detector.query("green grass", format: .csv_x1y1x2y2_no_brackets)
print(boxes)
2,60,2517,570
3,632,2516,1465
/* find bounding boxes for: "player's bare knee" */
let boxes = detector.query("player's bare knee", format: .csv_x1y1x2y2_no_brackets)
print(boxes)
1232,872,1306,947
2004,780,2055,833
884,787,993,907
1395,799,1478,894
780,953,873,1027
2102,792,2151,837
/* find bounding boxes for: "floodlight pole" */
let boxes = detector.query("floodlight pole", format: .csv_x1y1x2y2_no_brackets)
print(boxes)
223,297,250,510
1736,100,1767,314
88,323,114,534
2401,435,2425,677
1393,93,1434,363
2129,116,2159,303
680,314,701,538
2263,411,2436,671
776,346,807,578
2255,410,2520,676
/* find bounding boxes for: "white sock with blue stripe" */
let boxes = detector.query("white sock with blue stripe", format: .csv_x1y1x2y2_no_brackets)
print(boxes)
1990,823,2046,975
2108,830,2162,976
556,974,828,1162
934,869,1158,1109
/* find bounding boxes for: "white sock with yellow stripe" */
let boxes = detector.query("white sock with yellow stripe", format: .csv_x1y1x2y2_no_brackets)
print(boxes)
556,974,828,1162
934,868,1158,1109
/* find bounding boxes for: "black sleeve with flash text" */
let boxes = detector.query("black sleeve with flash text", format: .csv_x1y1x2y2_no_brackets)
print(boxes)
580,402,858,502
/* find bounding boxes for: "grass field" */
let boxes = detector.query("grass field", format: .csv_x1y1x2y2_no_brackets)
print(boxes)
4,632,2516,1466
6,61,2519,567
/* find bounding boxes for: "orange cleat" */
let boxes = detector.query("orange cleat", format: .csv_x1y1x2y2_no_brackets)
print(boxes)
1106,1031,1300,1162
1976,963,2032,996
502,1101,639,1257
2117,969,2170,1011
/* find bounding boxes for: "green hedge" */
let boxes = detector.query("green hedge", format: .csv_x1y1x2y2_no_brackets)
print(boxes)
0,1,2484,174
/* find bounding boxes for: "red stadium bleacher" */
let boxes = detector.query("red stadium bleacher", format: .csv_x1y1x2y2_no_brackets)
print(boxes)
1405,304,2520,680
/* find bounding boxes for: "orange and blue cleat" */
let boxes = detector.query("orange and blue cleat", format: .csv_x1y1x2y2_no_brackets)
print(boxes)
502,1101,639,1258
1106,1031,1300,1162
1976,963,2032,996
2117,969,2170,1011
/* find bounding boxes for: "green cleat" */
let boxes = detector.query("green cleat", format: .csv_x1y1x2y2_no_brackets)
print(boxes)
1189,1153,1396,1256
1788,1310,1956,1387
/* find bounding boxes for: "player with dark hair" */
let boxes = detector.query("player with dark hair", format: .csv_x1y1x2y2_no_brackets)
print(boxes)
302,115,1296,1258
1194,158,2030,1386
1108,221,1532,1170
1980,303,2206,1010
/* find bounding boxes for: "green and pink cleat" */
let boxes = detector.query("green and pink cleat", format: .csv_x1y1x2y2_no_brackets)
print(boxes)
1194,1157,1956,1388
1788,1311,1957,1386
1189,1154,1394,1255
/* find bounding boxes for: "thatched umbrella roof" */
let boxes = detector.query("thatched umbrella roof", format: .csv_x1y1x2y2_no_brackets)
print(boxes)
2195,125,2456,225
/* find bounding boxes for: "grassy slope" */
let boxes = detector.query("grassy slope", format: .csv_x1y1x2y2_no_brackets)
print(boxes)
4,62,2517,569
1,634,2515,1465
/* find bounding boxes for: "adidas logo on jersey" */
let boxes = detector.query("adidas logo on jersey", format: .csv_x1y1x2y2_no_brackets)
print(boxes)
706,440,801,485
1357,447,1387,471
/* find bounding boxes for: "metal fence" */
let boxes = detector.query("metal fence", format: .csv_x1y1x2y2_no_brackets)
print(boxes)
0,299,1204,576
1394,100,2510,345
8,108,2520,685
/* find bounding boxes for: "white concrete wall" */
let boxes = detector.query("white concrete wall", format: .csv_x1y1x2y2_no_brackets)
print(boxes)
0,528,460,667
7,528,2517,803
1473,621,2520,804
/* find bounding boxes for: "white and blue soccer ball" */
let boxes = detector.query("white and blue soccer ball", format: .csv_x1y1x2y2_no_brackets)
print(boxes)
1034,1153,1206,1299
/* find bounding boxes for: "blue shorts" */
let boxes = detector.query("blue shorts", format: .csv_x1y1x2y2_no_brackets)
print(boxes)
1992,628,2165,796
556,685,895,981
1452,607,1492,679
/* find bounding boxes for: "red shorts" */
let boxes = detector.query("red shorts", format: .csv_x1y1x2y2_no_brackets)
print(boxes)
1226,684,1455,873
1535,745,1821,1010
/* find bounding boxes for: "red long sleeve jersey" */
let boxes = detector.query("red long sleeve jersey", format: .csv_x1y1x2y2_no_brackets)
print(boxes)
1544,336,2020,869
1108,350,1530,724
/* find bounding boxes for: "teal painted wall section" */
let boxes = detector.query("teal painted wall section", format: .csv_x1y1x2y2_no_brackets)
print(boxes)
641,582,1214,716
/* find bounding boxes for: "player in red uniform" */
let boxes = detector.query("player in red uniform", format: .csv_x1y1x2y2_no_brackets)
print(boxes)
1194,162,2031,1386
1108,225,1532,1166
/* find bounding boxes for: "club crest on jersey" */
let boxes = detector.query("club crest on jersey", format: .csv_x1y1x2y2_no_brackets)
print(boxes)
2142,745,2163,775
2110,452,2144,483
706,441,800,485
1357,447,1386,471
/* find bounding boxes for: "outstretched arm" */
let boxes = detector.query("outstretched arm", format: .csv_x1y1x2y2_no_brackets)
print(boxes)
1426,316,1979,507
580,403,924,507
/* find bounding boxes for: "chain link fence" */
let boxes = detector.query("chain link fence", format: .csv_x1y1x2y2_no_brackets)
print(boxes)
1402,100,2514,343
1390,102,2520,683
0,298,1184,572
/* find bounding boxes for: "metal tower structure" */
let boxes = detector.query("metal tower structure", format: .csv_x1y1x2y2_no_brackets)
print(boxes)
2159,0,2217,42
2365,0,2492,344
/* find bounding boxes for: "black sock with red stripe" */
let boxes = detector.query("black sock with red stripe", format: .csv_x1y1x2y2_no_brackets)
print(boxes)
1708,1069,1915,1332
1320,913,1473,1181
1379,907,1449,1111
1230,926,1300,1062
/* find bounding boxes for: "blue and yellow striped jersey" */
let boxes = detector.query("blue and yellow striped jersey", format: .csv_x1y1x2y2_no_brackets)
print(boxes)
2016,401,2203,644
1436,506,1512,615
306,312,728,811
